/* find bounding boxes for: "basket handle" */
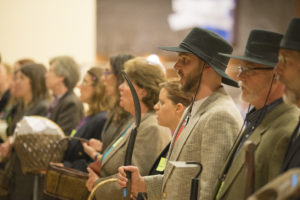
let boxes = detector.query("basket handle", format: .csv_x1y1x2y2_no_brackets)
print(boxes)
88,178,118,200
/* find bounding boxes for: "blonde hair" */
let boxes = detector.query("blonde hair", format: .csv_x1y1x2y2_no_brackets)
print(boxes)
86,67,109,116
124,57,166,111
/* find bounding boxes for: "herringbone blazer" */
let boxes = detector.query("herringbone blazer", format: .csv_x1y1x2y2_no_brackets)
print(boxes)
214,102,299,200
93,112,171,200
145,87,243,200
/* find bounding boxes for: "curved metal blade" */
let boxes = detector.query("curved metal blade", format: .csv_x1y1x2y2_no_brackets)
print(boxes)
121,71,142,200
121,71,141,128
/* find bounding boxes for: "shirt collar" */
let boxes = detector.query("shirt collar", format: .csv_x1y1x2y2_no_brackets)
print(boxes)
245,98,283,127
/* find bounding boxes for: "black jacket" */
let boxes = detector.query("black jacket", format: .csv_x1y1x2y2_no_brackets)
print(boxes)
63,111,106,172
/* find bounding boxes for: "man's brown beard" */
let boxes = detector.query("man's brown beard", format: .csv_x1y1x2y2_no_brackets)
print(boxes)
181,68,203,93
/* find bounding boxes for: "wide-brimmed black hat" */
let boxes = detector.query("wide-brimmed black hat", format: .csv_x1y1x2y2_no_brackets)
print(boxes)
159,27,238,88
281,18,300,52
219,29,283,68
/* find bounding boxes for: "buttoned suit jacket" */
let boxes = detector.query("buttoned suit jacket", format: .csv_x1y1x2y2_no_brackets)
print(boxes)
214,102,299,200
145,87,243,200
48,90,83,135
94,112,171,200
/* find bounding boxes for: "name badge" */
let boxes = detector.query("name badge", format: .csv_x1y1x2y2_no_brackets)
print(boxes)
156,157,167,172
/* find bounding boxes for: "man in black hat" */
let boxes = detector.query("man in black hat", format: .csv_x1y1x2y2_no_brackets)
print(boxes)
275,18,300,172
213,30,299,200
117,27,243,200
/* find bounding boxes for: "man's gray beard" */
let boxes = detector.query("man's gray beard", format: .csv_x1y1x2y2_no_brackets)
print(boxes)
283,89,299,105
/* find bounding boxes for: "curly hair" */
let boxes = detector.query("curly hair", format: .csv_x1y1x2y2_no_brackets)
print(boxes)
86,67,109,116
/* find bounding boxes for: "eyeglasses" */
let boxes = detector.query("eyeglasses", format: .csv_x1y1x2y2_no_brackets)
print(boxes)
104,69,113,77
237,66,273,75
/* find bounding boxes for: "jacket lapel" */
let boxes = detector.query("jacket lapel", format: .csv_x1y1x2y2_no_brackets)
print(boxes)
169,109,203,161
217,127,265,199
100,125,132,168
215,129,245,187
100,113,151,168
163,87,226,189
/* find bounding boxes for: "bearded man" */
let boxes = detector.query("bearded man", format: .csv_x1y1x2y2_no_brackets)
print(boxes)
275,18,300,172
117,27,243,200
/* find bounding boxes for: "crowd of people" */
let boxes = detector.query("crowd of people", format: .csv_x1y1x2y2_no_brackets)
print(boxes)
0,17,299,200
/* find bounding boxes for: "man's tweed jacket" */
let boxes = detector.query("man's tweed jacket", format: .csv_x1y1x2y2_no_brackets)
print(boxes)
144,87,243,200
213,102,299,200
93,112,171,200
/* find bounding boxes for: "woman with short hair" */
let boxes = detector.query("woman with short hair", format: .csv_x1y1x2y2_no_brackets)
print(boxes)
45,56,83,136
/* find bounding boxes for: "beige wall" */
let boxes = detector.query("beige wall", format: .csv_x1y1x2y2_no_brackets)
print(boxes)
0,0,96,66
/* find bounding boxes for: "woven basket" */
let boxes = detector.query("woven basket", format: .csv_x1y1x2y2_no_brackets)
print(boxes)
14,134,67,174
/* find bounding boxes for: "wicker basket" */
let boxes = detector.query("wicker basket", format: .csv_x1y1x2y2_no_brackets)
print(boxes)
14,134,67,174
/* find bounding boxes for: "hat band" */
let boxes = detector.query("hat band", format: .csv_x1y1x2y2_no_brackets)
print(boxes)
244,49,265,59
210,57,227,71
180,42,227,72
180,42,212,64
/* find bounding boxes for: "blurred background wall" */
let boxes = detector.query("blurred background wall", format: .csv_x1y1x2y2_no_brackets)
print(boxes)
0,0,299,68
0,0,96,66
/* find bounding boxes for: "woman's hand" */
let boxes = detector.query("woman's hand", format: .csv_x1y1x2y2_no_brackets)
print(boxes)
86,167,100,191
88,139,103,152
82,142,96,158
0,138,13,160
82,142,102,161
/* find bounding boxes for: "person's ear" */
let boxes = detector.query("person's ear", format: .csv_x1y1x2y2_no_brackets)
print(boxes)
175,103,185,115
137,88,147,99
